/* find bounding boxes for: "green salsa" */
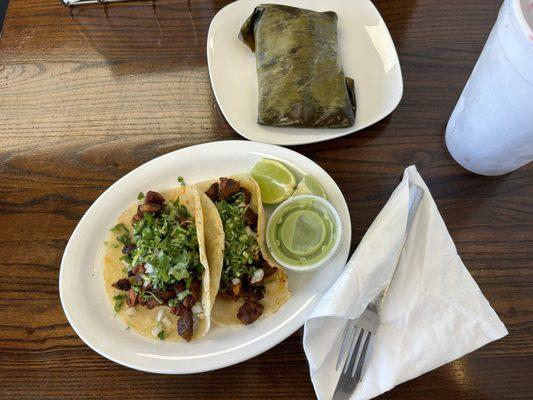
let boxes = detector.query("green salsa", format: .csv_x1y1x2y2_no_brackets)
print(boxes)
267,196,339,267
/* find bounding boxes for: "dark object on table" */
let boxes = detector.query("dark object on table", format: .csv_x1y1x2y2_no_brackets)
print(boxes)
239,4,356,129
0,0,8,36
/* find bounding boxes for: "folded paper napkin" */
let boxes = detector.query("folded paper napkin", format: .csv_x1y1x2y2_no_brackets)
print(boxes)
303,165,508,400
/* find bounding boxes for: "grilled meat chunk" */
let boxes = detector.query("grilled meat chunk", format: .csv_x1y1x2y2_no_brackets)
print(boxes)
219,178,241,200
177,310,194,341
237,299,264,325
111,278,131,291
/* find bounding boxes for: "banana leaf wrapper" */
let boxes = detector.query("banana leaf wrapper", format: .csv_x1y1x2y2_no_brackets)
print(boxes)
239,4,356,129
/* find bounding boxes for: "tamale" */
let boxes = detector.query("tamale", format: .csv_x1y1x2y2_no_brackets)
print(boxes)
239,4,356,129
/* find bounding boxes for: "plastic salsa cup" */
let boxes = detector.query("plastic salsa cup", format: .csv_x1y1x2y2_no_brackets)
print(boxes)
266,195,342,272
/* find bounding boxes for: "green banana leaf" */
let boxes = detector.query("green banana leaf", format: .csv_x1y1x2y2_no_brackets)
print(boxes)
240,4,356,129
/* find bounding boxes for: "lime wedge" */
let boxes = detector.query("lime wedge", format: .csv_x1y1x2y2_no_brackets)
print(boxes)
293,175,327,199
251,159,296,204
252,175,294,204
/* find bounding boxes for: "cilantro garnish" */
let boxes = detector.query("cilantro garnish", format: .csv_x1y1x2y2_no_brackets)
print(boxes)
177,176,185,186
111,223,131,246
111,223,127,233
137,192,145,200
168,298,178,307
141,291,163,304
215,193,260,288
157,330,166,340
113,294,127,313
117,197,202,291
176,290,190,301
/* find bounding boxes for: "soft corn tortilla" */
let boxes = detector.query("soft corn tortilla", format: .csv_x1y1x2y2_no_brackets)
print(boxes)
196,174,290,326
198,191,224,309
103,186,216,341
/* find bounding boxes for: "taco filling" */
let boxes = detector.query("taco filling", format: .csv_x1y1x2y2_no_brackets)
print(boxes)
205,178,277,324
109,190,205,341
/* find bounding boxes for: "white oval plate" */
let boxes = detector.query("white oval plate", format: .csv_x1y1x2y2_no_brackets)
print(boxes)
60,141,351,374
207,0,403,146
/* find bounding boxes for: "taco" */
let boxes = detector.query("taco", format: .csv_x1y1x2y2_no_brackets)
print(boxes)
197,174,290,326
103,186,222,341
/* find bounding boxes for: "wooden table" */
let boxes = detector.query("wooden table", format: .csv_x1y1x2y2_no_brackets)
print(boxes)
1,0,531,398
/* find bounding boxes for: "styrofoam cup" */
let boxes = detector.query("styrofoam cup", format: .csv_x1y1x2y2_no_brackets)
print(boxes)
445,0,533,176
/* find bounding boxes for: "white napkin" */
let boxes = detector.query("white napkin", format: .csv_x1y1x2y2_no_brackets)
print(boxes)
303,165,508,400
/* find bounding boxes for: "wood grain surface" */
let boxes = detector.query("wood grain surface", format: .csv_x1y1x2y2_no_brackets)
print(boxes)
0,0,532,399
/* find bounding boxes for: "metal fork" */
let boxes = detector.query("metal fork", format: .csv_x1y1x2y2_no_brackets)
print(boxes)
333,183,424,400
333,304,380,399
332,184,423,399
332,297,381,400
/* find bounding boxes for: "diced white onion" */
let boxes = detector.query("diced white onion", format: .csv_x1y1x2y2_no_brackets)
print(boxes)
161,317,171,328
156,309,165,322
125,307,137,316
245,226,255,236
231,278,241,286
192,302,203,315
144,263,154,274
251,268,264,284
196,312,205,320
151,326,162,337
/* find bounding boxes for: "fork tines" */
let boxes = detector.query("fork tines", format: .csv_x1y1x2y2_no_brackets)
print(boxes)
336,321,372,381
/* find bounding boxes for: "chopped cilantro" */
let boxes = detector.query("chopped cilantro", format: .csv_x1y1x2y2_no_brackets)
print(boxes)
142,291,163,304
177,176,185,186
172,199,190,217
111,223,128,233
176,290,190,301
120,197,202,290
112,222,132,246
215,192,260,289
113,194,201,313
119,254,132,264
168,298,178,307
157,330,166,340
137,192,145,200
113,294,127,313
116,234,131,246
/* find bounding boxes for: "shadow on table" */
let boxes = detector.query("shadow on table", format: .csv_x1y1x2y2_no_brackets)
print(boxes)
69,0,216,76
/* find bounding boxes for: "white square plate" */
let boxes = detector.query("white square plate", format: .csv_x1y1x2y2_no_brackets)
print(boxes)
207,0,403,146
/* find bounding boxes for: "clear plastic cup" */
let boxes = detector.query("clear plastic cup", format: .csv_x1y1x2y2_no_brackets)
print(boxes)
445,0,533,176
